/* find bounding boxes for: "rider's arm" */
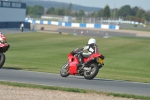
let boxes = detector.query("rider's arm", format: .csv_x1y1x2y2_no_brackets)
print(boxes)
82,45,92,55
83,45,89,51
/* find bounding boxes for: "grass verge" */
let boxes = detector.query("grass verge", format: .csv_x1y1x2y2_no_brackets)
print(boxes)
120,28,150,32
0,81,150,100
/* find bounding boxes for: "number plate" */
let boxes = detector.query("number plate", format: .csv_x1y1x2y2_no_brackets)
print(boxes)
98,58,104,64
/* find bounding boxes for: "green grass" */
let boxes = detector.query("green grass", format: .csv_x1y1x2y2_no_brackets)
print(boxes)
1,81,150,100
3,32,150,83
120,23,150,31
120,28,150,32
145,23,150,30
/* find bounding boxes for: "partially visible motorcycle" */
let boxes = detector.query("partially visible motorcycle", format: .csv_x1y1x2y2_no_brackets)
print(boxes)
60,47,105,80
0,33,10,68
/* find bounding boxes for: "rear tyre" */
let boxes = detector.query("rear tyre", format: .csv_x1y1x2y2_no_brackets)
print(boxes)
84,63,99,80
60,62,70,77
0,53,5,69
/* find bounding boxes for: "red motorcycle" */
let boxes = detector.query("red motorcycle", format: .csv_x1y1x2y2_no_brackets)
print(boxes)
0,33,10,68
60,47,105,80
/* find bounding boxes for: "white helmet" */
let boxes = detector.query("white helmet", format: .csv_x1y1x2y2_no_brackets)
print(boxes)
88,38,96,44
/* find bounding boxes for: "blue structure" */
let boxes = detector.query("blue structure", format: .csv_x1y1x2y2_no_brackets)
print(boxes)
0,1,30,30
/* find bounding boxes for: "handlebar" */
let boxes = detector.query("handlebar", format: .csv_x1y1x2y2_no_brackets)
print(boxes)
71,48,83,55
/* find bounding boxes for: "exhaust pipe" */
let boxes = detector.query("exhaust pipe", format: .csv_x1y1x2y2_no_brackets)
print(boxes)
83,58,95,71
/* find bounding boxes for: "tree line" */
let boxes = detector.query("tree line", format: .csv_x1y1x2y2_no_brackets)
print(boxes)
26,4,150,23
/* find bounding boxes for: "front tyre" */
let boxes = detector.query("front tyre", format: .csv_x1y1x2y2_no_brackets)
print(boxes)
0,53,5,69
84,63,99,80
60,62,70,77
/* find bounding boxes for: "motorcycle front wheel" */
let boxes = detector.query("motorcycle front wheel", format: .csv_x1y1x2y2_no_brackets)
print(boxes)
60,62,70,77
0,53,5,69
83,63,99,80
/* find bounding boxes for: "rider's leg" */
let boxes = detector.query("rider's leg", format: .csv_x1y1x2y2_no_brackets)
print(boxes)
77,53,84,67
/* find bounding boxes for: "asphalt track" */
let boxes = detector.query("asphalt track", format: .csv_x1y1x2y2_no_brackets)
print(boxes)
0,68,150,96
0,29,150,96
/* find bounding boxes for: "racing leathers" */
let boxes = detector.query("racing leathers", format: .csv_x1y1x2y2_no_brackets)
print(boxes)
77,43,98,67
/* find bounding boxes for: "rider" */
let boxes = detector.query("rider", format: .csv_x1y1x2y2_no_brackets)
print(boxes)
77,38,98,67
0,31,6,43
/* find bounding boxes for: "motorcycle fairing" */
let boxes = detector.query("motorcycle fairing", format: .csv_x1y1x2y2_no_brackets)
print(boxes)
0,44,10,53
68,53,79,75
0,34,10,53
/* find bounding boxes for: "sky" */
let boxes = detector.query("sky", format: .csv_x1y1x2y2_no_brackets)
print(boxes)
50,0,150,10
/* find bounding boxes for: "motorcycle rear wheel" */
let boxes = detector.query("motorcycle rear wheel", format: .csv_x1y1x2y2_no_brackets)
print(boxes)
83,63,99,80
0,53,5,69
60,62,70,77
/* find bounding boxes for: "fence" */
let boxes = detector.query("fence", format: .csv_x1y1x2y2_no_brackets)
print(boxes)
26,15,146,30
25,18,120,30
27,15,144,25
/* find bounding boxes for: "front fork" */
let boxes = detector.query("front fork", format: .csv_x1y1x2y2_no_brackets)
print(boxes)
63,62,69,69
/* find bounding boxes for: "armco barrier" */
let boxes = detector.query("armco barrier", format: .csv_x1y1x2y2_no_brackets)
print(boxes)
0,28,33,32
0,22,30,29
25,19,120,30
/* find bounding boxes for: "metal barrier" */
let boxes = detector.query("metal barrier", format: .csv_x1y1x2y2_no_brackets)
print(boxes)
25,19,120,30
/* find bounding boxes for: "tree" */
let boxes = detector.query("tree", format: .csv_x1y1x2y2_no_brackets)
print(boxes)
78,10,85,17
103,5,110,18
55,8,65,16
66,3,73,16
136,8,147,21
97,9,103,17
72,11,78,17
30,5,44,16
147,10,150,21
118,5,133,18
61,4,66,15
111,8,119,19
26,5,32,15
90,11,97,17
132,6,139,16
46,7,55,14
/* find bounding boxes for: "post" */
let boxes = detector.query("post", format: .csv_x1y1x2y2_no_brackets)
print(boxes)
75,17,76,23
